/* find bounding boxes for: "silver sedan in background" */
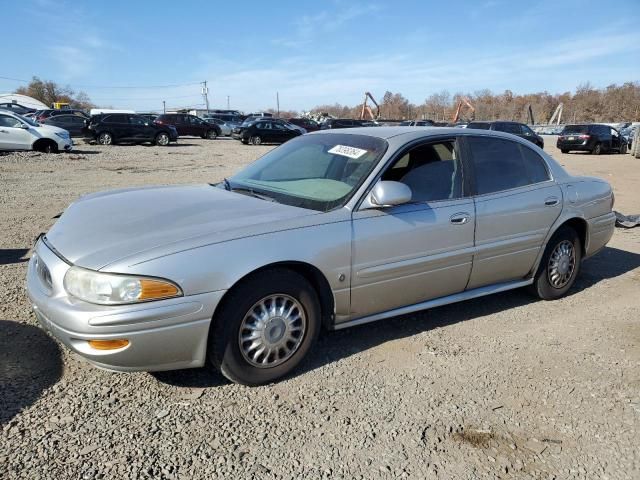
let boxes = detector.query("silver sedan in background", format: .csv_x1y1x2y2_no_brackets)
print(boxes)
204,117,233,136
27,127,616,385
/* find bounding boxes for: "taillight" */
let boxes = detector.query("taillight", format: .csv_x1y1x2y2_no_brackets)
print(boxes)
579,134,590,139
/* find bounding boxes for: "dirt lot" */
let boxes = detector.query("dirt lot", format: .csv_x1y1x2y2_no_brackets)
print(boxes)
1,135,639,479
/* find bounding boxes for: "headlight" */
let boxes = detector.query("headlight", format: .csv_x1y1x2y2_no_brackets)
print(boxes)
63,266,182,305
55,132,70,139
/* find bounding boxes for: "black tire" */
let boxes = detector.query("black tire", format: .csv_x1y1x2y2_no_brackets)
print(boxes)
620,144,627,154
206,129,217,140
35,140,58,153
208,269,321,386
241,138,248,144
155,132,170,146
592,143,602,155
560,149,569,154
250,136,262,146
529,226,582,300
97,132,113,145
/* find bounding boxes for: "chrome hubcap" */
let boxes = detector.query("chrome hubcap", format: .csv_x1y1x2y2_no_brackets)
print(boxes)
158,134,169,145
100,134,111,145
239,294,306,368
548,240,576,288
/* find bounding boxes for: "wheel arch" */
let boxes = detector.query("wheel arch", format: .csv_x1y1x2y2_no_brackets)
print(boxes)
529,215,589,278
212,261,335,330
32,138,58,152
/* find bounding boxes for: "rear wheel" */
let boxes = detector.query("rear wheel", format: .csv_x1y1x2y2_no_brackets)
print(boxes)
250,136,262,146
97,132,113,145
620,144,627,154
208,269,321,386
206,129,217,140
155,132,170,146
592,143,602,155
529,226,581,300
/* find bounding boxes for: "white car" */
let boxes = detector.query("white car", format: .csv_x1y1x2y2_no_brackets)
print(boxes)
0,110,73,153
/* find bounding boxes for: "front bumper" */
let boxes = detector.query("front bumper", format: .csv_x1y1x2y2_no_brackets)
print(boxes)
26,238,225,372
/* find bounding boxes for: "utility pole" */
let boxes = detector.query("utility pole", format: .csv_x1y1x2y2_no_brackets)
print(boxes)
201,81,210,112
162,100,166,113
276,92,280,118
227,96,230,110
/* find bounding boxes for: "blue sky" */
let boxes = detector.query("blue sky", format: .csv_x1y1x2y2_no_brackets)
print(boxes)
2,0,639,112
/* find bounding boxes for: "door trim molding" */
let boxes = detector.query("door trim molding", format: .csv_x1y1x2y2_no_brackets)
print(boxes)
331,278,533,330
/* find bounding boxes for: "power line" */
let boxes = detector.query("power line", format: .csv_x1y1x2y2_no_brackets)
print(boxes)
0,75,205,89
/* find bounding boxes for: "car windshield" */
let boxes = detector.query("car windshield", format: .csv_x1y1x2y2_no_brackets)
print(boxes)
562,125,589,134
228,133,388,212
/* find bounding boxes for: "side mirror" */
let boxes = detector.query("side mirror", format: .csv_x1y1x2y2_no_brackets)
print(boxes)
20,123,30,129
365,181,412,208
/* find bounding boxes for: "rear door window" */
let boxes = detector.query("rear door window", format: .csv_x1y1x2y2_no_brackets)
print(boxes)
563,125,589,134
103,114,127,123
467,136,549,195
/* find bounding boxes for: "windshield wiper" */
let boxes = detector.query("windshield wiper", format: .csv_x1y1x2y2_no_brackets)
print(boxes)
230,187,278,202
222,177,231,191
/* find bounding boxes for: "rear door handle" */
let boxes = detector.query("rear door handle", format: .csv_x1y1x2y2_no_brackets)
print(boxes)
545,197,560,206
450,213,470,225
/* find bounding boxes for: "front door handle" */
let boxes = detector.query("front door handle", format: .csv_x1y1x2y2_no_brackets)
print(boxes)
0,129,9,133
545,197,560,206
450,213,470,225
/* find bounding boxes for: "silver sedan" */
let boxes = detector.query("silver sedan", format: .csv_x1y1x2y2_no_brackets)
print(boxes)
26,127,616,385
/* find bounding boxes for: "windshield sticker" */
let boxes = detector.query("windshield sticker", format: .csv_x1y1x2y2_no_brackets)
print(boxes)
328,145,368,159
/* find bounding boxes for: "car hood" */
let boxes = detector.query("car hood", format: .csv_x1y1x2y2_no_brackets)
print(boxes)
45,184,319,270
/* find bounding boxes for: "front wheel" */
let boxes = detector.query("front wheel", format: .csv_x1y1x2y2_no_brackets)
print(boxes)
250,135,262,146
560,149,569,154
208,269,321,386
529,226,581,300
620,144,627,154
155,132,170,146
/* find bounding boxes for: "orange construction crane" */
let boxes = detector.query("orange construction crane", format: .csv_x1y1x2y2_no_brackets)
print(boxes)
451,96,475,123
359,92,380,120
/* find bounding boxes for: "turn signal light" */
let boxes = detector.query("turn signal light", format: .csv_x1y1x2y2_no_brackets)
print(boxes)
88,339,130,350
139,279,180,300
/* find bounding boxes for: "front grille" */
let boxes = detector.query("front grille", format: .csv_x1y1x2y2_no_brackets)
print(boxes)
34,254,53,290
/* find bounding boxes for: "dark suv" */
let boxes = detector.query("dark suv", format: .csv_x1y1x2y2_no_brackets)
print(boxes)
467,121,544,148
155,113,221,139
85,113,178,146
557,124,627,154
320,118,378,129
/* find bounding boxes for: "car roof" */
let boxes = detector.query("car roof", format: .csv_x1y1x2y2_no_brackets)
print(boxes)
309,126,539,142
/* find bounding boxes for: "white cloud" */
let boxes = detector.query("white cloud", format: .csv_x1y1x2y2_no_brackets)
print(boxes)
190,28,640,112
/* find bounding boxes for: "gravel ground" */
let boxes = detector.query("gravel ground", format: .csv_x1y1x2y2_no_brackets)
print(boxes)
1,136,639,479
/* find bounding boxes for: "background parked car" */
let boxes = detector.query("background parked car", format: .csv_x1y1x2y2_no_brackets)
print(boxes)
239,120,302,145
0,110,72,152
233,118,305,139
0,102,36,115
557,124,627,154
155,113,221,139
204,113,243,127
320,118,379,129
86,113,178,146
34,109,89,123
40,114,88,137
137,113,158,123
287,117,320,132
204,117,232,136
466,121,544,148
398,120,435,126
